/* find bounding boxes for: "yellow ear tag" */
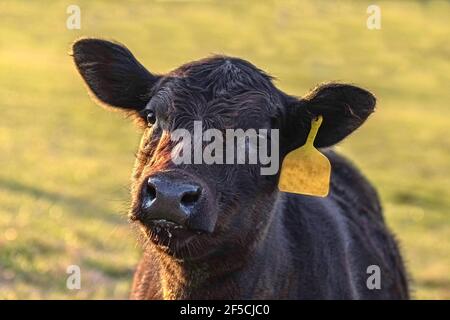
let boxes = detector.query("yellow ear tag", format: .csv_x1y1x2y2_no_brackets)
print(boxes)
278,115,331,197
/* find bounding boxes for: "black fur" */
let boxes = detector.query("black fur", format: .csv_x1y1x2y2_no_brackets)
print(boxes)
72,38,409,299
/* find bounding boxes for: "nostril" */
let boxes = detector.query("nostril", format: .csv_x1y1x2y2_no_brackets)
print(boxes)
181,188,201,206
146,182,157,201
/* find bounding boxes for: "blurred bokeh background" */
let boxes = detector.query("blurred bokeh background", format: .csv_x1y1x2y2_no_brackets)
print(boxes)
0,0,449,299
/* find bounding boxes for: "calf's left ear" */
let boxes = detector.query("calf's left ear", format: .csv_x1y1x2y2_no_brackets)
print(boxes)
282,83,376,152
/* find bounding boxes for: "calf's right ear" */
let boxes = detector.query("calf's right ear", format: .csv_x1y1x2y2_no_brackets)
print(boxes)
71,38,159,111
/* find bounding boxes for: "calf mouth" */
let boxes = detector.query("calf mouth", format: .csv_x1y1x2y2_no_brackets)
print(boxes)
133,216,211,248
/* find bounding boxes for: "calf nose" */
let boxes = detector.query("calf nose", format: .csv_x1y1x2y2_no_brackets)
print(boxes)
141,176,202,226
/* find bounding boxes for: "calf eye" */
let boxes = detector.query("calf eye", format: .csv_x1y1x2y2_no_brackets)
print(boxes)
146,110,156,125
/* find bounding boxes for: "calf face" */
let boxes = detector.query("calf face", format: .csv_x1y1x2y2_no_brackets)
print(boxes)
72,38,376,260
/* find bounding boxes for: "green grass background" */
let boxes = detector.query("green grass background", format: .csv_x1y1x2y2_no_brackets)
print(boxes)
0,0,449,299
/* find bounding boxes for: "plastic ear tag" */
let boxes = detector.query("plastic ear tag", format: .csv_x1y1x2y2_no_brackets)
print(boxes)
279,115,331,197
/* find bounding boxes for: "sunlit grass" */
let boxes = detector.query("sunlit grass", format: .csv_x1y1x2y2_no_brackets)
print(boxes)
0,0,449,299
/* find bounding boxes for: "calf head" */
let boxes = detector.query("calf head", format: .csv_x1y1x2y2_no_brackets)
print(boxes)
72,38,376,260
